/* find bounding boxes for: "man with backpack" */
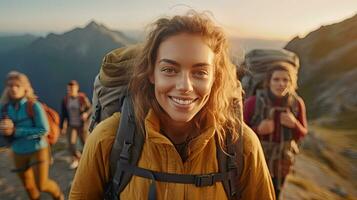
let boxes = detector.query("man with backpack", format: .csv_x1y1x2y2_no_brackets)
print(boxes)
60,80,91,169
242,49,308,199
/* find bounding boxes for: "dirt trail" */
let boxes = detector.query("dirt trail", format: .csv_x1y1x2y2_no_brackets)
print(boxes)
0,136,75,199
0,126,356,200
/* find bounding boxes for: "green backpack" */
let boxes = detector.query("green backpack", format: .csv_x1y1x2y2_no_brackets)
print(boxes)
89,45,245,200
240,49,299,98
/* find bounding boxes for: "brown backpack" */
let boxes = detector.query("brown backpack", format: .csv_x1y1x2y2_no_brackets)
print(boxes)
27,101,61,145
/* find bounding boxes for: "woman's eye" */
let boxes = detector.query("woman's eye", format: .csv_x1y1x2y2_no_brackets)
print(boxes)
194,70,208,78
161,67,176,75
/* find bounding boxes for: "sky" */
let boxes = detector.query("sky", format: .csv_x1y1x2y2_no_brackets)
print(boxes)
0,0,356,40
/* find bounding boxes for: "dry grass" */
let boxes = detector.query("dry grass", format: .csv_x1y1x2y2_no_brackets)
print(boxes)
287,175,357,200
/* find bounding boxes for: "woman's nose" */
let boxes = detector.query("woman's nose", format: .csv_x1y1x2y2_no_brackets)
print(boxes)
176,72,193,93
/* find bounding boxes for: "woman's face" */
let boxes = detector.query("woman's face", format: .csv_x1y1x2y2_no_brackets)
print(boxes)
269,70,291,97
150,33,215,124
7,79,26,100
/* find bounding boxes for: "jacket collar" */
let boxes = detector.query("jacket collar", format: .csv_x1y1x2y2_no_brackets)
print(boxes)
144,109,217,161
10,97,27,106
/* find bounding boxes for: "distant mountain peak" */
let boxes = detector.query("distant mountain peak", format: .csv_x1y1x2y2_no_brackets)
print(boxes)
85,20,104,30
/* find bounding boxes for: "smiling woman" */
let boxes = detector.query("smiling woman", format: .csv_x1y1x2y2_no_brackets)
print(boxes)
149,33,215,141
70,11,275,200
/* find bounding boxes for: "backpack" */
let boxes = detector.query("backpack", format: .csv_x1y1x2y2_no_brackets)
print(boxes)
27,101,61,145
0,101,60,146
89,45,244,200
240,49,299,99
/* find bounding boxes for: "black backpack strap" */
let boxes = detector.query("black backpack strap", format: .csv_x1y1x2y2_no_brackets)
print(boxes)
250,89,268,127
118,161,235,184
217,131,244,200
105,96,145,200
88,102,101,132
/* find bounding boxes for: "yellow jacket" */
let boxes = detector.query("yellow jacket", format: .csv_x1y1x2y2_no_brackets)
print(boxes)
70,110,275,200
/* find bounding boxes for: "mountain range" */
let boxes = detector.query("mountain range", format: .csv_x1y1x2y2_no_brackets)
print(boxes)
285,13,357,128
0,21,135,110
0,21,286,111
0,14,356,129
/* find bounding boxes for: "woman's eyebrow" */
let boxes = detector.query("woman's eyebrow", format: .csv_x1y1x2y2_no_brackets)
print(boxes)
159,59,212,67
158,59,180,66
192,62,211,68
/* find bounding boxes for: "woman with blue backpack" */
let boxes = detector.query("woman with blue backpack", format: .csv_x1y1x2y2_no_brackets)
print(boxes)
0,71,64,200
70,11,275,200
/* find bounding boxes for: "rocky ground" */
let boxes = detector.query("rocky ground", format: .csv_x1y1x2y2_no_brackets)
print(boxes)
0,125,356,200
0,136,76,200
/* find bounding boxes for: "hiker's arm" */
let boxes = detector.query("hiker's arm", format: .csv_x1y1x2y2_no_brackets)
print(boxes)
238,126,276,200
294,97,308,140
80,95,92,121
14,102,49,138
84,95,92,115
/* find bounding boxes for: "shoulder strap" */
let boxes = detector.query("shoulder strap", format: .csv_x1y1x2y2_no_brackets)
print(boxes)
25,100,37,127
63,96,68,107
289,94,300,117
250,89,268,126
105,97,243,200
217,131,244,200
105,96,145,200
88,102,101,132
26,100,36,119
78,93,86,106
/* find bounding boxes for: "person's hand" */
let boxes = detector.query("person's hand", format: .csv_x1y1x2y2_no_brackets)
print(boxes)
257,119,274,135
280,110,297,128
81,112,89,121
60,128,66,135
0,119,15,136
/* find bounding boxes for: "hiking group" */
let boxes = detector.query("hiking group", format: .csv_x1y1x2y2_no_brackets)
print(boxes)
0,74,91,199
0,11,307,200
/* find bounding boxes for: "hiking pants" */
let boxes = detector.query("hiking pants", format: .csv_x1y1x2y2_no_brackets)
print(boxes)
13,147,62,200
66,126,87,159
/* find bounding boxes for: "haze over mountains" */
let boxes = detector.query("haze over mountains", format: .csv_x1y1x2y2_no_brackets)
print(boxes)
0,21,286,110
0,14,355,127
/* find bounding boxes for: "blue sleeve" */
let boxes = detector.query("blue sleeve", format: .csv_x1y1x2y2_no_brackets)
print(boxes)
14,102,49,138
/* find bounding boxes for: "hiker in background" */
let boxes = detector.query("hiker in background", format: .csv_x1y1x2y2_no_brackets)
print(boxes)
70,11,275,200
0,71,64,200
243,63,308,199
60,80,91,169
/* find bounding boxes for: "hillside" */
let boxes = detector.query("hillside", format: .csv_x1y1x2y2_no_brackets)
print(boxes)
285,14,357,127
0,34,38,53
